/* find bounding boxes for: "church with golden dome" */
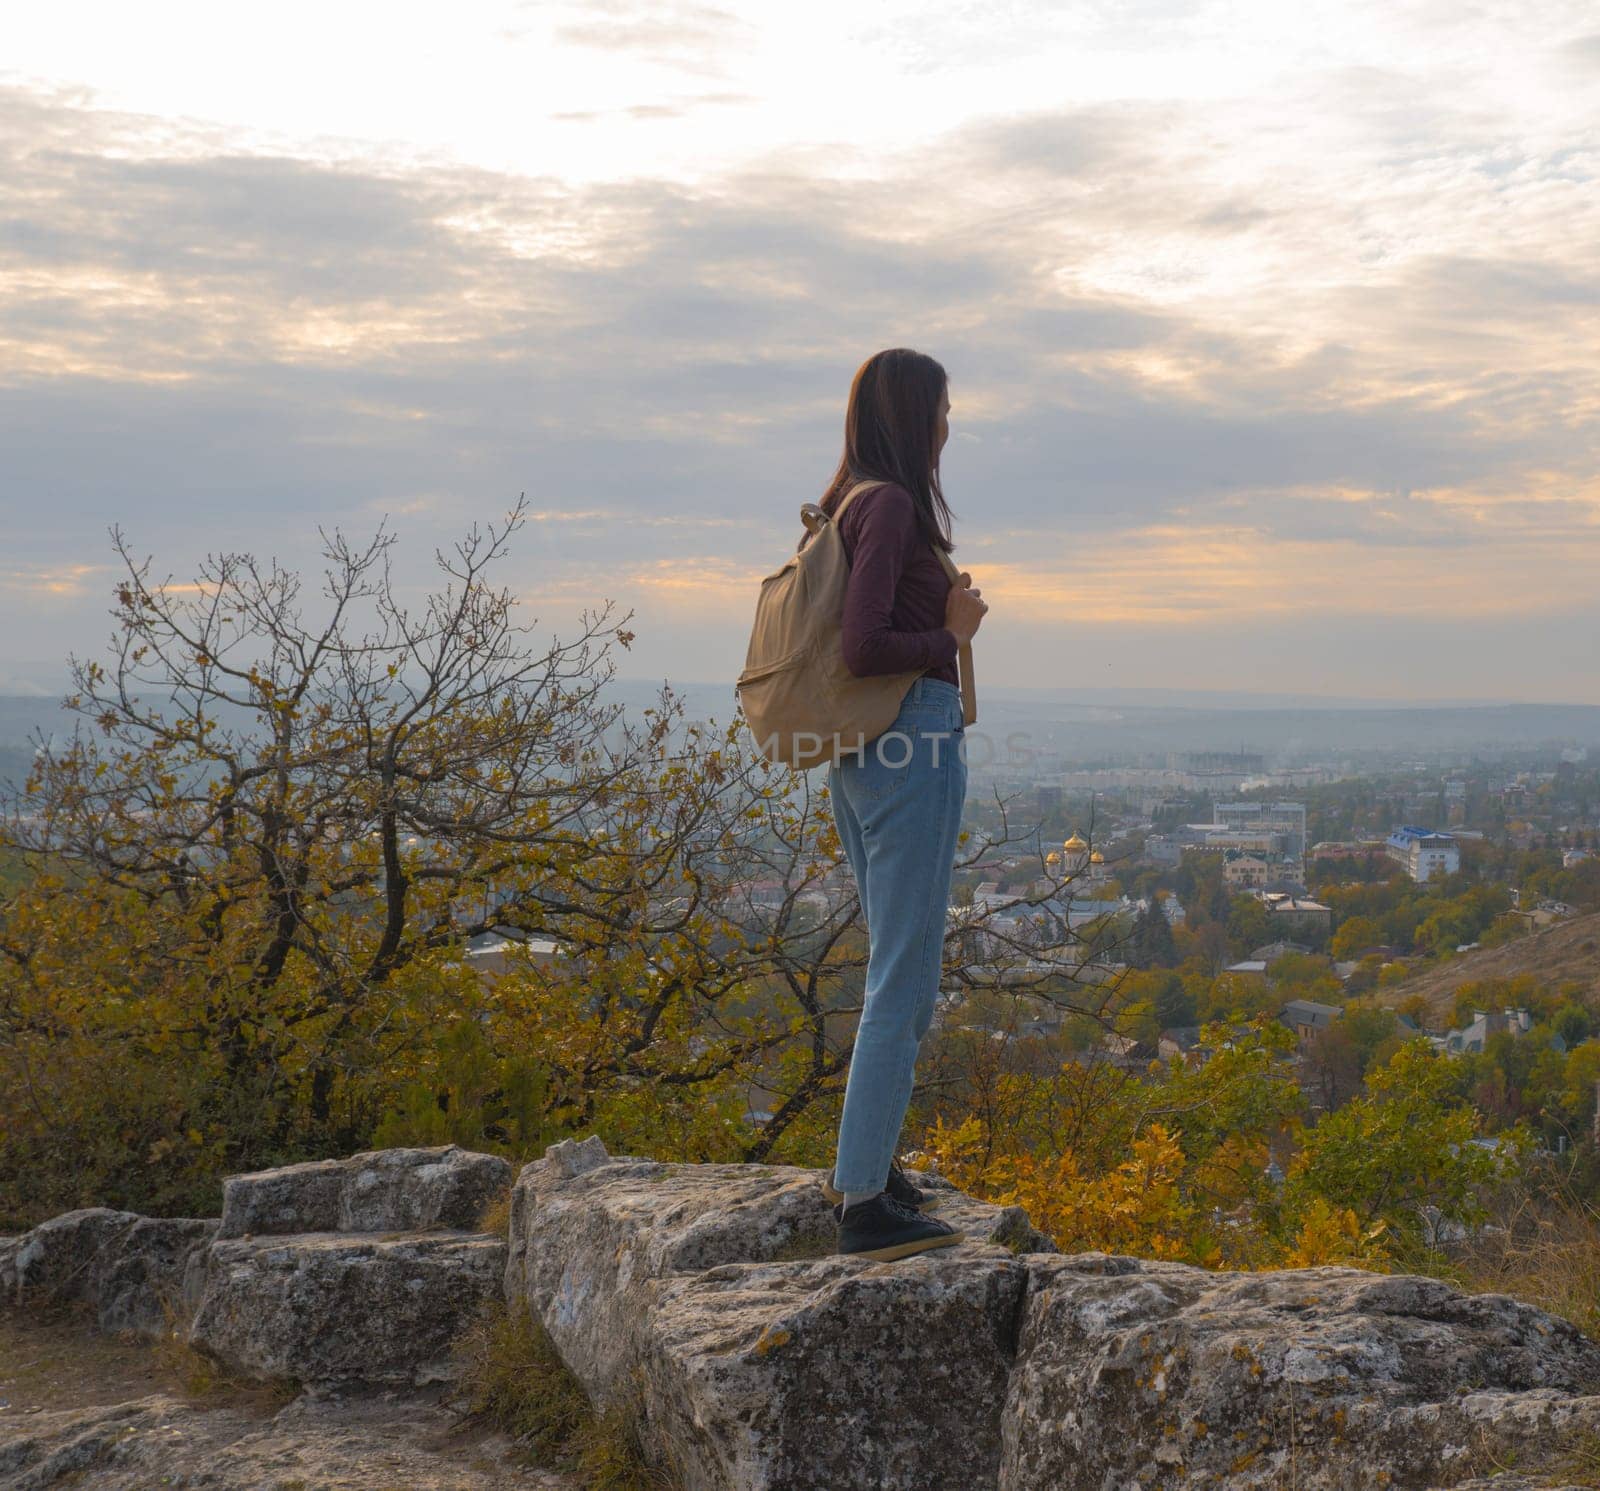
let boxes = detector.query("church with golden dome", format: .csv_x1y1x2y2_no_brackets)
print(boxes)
1047,831,1111,887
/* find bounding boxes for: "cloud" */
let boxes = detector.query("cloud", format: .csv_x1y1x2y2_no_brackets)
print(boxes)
549,90,754,122
955,106,1171,182
1,562,113,596
851,0,1195,78
1,70,1597,697
1560,33,1600,69
546,0,755,77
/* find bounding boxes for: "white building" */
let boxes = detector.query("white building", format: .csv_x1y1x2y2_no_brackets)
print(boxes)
1435,1008,1533,1056
1250,890,1333,938
1386,826,1460,883
1212,802,1307,878
1223,853,1273,890
462,933,564,978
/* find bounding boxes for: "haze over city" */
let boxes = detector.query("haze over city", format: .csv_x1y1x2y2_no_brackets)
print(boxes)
4,1,1598,702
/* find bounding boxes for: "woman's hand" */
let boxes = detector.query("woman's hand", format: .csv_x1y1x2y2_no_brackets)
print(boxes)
944,570,988,645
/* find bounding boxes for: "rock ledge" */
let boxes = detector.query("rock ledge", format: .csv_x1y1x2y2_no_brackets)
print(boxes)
7,1140,1600,1490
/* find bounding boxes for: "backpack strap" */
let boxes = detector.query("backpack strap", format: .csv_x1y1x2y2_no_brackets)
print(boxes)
820,479,978,727
931,544,979,728
834,479,883,522
797,479,881,548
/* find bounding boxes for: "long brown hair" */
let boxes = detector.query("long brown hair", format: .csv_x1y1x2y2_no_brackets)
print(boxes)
820,348,953,552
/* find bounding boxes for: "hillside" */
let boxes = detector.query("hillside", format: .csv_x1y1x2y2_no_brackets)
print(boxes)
1378,910,1600,1026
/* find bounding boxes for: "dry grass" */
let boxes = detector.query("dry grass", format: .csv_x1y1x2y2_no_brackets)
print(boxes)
1370,909,1600,1027
450,1294,678,1489
1551,1429,1600,1483
450,1293,589,1461
576,1399,679,1491
146,1289,301,1404
474,1180,515,1238
1445,1183,1600,1344
0,1297,293,1417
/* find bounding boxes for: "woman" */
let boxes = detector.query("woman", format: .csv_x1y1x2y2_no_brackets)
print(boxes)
817,348,988,1261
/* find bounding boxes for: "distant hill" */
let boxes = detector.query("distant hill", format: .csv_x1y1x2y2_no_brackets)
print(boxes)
6,688,1600,767
1375,911,1600,1025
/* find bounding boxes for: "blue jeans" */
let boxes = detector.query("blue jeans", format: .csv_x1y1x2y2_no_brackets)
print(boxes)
826,677,968,1195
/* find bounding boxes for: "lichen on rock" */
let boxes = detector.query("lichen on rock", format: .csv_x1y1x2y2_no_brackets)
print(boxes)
6,1139,1600,1490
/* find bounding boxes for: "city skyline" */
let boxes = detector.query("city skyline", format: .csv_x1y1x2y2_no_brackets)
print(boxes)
3,1,1598,701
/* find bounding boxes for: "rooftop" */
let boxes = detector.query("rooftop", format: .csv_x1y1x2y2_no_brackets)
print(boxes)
1252,892,1331,913
1281,999,1342,1031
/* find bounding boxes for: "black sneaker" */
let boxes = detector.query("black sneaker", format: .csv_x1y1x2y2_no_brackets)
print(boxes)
836,1192,964,1262
820,1162,942,1213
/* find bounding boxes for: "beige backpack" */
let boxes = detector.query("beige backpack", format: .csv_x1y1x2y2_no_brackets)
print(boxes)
735,479,977,769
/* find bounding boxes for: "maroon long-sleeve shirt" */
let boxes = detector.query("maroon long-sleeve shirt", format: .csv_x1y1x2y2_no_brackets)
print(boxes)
829,482,959,686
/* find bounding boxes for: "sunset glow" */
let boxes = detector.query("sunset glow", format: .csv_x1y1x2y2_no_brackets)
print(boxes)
3,1,1598,699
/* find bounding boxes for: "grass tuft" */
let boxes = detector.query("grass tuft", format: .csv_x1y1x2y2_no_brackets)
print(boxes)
451,1294,679,1488
1552,1428,1600,1480
475,1181,514,1238
451,1293,589,1461
574,1399,678,1491
148,1289,299,1405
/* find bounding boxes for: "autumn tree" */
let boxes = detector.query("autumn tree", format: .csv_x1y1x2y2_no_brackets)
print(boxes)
1330,914,1382,961
1,507,660,1208
0,506,1121,1223
1286,1038,1531,1261
919,1015,1311,1267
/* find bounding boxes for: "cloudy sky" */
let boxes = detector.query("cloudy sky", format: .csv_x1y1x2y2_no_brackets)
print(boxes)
3,1,1598,703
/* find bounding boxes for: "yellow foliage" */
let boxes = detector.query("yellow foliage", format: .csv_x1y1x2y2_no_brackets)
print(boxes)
922,1115,1221,1266
1280,1196,1391,1269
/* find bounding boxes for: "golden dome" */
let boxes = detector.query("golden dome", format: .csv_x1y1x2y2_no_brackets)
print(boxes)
1063,832,1088,850
1090,850,1105,864
1045,851,1061,866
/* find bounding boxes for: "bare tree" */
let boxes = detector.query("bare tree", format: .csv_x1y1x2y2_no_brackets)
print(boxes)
2,504,1126,1192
